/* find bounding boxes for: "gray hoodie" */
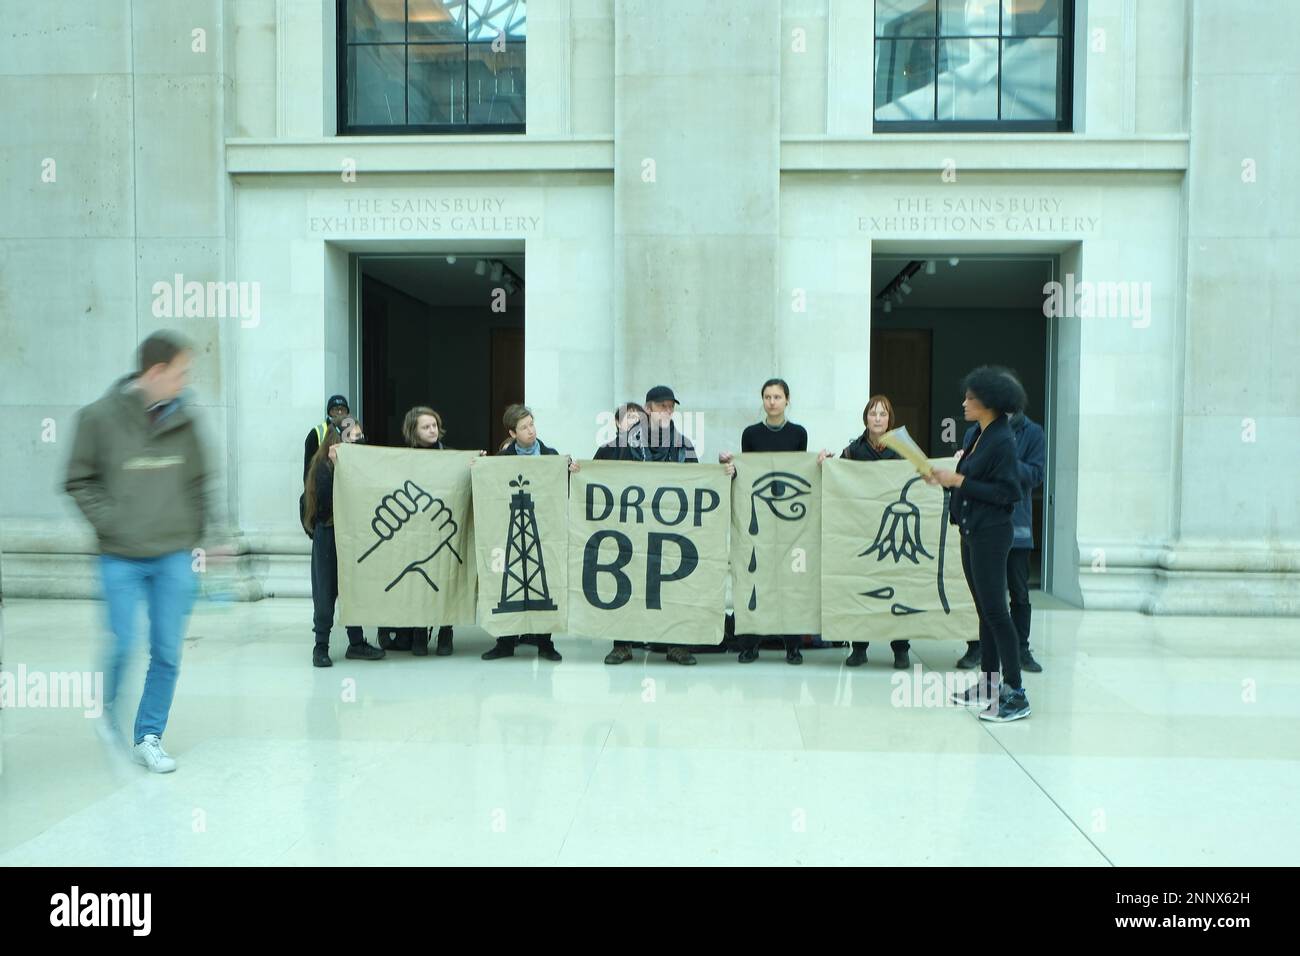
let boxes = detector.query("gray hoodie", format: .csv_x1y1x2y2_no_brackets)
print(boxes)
65,375,209,558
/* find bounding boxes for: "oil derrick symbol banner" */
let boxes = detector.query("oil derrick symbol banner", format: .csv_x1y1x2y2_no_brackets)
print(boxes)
470,455,569,637
567,461,731,645
731,452,822,635
820,458,977,644
334,445,478,627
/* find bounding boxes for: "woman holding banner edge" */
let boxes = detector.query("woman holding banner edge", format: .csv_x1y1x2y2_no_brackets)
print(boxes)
304,417,386,668
480,403,577,663
836,395,913,670
720,378,809,665
381,406,459,657
925,367,1032,722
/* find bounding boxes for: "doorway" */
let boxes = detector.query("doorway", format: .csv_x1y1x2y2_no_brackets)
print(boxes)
870,254,1054,589
357,253,525,453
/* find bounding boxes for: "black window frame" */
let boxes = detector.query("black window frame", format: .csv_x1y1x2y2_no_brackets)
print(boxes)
872,0,1074,133
336,0,527,136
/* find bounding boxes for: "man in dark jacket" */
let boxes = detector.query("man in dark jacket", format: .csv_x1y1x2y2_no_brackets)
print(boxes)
603,386,701,666
956,409,1046,672
65,331,209,774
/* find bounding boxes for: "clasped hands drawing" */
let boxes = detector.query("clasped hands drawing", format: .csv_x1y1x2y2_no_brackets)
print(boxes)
357,480,464,593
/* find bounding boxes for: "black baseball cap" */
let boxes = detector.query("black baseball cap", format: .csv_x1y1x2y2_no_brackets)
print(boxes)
327,394,350,414
644,385,679,406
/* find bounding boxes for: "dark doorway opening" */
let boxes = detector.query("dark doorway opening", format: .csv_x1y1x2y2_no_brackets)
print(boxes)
359,253,525,453
871,254,1052,587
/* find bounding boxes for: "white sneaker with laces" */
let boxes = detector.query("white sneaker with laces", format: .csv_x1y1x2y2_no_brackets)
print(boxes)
132,734,177,773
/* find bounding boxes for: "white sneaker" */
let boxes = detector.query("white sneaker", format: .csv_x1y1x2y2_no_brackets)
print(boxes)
132,734,177,773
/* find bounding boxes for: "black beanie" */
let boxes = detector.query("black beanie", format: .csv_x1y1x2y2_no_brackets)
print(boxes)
327,394,349,416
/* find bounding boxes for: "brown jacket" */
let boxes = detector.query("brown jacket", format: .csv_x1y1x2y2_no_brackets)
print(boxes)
65,376,209,558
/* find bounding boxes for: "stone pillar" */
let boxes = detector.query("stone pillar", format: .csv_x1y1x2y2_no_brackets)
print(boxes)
1164,0,1300,612
612,0,781,454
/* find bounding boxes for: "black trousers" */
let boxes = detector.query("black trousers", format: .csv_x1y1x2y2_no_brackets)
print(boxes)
965,547,1033,655
959,523,1022,689
740,634,802,652
311,524,363,648
852,640,910,652
1007,547,1032,651
497,633,555,649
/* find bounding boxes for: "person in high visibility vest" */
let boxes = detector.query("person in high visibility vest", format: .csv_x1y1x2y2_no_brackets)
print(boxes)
304,394,350,482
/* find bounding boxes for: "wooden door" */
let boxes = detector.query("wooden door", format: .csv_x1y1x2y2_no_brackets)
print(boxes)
490,327,525,452
870,328,932,454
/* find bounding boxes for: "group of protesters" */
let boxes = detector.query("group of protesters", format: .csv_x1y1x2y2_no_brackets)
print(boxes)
65,330,1045,774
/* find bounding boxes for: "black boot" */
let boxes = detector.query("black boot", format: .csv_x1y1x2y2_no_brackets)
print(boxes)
435,626,453,656
956,642,981,669
1020,646,1043,673
482,637,516,660
411,627,430,656
345,640,386,661
312,644,332,668
846,643,867,667
537,636,562,662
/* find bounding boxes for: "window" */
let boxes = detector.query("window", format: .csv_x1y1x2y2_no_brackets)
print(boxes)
873,0,1072,131
339,0,527,134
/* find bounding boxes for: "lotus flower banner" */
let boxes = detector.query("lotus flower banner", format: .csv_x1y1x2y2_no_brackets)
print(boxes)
820,458,977,645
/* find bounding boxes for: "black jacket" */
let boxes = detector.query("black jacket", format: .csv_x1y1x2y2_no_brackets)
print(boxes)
841,432,902,462
948,415,1022,532
592,427,698,463
497,439,559,457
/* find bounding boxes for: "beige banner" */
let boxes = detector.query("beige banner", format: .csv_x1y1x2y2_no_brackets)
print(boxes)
334,445,478,627
731,452,821,635
821,458,977,643
567,461,731,645
471,455,569,637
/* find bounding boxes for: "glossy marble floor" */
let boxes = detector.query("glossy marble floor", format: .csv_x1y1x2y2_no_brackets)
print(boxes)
1,596,1297,866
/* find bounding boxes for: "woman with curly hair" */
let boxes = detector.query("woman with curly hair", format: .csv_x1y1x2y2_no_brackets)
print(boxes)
925,367,1031,722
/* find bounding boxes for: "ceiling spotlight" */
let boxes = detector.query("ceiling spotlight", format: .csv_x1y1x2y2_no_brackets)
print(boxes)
490,262,504,282
900,281,912,294
949,257,960,266
475,259,488,276
445,255,457,265
883,300,892,313
925,260,937,275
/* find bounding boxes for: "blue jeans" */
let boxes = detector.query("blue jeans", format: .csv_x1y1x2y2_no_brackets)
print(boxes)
100,550,196,744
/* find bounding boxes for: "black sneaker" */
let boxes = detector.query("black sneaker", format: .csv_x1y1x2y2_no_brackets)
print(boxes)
411,628,430,656
435,626,453,656
845,646,867,667
604,645,633,665
979,685,1031,722
738,647,759,664
893,648,911,670
956,645,981,669
666,646,697,666
482,640,515,660
538,644,562,662
345,640,386,661
951,677,998,707
1020,649,1043,673
312,645,332,668
786,648,803,665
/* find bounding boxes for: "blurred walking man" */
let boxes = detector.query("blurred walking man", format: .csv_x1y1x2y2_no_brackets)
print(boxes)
65,331,209,773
